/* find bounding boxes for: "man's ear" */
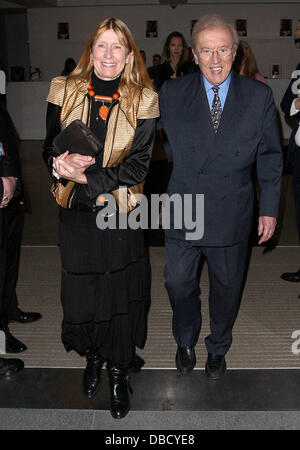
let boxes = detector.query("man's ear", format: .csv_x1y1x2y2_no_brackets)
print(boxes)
192,48,199,65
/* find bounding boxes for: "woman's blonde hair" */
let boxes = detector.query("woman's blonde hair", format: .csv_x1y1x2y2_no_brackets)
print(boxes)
69,17,153,108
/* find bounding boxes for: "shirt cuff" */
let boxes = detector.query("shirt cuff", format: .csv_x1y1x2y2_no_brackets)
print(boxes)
290,99,300,116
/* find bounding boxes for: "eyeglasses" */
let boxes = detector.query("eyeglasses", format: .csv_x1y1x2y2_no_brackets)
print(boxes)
198,46,233,59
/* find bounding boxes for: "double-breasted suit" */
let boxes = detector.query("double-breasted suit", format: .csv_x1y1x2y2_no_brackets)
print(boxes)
158,70,282,355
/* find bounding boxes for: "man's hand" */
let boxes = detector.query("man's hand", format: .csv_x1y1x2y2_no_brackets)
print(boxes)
295,98,300,110
258,216,277,244
0,176,16,208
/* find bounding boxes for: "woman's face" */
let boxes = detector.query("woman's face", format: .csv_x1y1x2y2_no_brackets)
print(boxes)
169,36,184,59
91,29,132,80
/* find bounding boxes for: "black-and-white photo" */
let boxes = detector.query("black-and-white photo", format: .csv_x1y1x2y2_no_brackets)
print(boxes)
235,19,247,37
280,19,292,36
190,20,197,36
146,21,158,38
57,22,69,40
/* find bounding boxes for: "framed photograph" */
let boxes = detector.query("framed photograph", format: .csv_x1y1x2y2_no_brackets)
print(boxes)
57,22,69,40
146,21,158,38
30,66,43,81
270,64,281,79
190,20,197,36
280,19,292,36
294,19,300,48
235,19,247,37
10,66,24,82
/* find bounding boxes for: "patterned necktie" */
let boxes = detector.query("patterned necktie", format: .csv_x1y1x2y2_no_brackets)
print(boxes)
211,86,222,133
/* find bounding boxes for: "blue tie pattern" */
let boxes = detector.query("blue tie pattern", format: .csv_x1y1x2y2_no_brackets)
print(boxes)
211,86,222,133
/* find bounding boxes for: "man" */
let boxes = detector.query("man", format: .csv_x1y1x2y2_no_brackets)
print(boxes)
280,64,300,282
158,14,282,380
0,113,24,376
0,106,41,354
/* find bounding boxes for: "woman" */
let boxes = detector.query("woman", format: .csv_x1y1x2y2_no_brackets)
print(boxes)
153,31,192,90
233,40,266,84
43,17,159,419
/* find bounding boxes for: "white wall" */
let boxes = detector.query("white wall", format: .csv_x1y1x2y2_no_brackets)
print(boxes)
28,3,300,81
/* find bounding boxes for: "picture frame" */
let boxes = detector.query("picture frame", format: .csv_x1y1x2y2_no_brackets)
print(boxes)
270,64,281,79
190,20,197,36
57,22,69,40
235,19,247,37
280,19,292,37
146,21,158,38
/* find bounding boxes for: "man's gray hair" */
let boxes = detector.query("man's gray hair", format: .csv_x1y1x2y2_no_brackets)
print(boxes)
191,14,239,50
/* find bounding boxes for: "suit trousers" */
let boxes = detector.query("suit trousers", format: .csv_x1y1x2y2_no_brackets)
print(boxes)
1,200,23,323
164,235,249,355
292,148,300,242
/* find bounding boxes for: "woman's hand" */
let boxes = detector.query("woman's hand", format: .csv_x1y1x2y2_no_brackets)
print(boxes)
53,151,89,184
62,151,95,170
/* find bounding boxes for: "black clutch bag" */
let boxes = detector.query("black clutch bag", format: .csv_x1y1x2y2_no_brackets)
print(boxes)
51,120,101,210
53,119,101,157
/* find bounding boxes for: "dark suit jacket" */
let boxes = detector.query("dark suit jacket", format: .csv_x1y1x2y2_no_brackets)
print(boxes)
0,108,22,243
281,63,300,166
158,70,283,246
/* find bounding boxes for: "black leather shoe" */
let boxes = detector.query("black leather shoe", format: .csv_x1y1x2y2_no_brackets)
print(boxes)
205,353,226,380
176,345,196,374
5,332,27,353
9,308,42,324
83,353,103,399
107,365,132,419
281,270,300,282
0,357,24,377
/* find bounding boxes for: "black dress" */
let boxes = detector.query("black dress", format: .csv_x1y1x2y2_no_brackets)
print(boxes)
43,73,155,367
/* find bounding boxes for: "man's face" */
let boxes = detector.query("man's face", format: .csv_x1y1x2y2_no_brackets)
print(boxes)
193,25,236,85
153,55,161,66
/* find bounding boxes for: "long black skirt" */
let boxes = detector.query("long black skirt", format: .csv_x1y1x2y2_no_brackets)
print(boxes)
58,209,150,367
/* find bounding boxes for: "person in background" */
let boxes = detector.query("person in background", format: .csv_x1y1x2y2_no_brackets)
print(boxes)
147,54,161,87
0,107,25,376
154,31,191,90
43,17,159,419
0,107,41,355
140,49,146,65
280,64,300,282
61,58,77,76
233,40,266,84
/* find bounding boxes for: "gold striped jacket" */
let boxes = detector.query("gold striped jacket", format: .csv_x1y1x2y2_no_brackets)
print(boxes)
47,76,159,212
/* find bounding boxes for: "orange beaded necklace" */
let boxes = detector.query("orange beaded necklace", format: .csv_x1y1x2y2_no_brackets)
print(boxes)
88,78,120,121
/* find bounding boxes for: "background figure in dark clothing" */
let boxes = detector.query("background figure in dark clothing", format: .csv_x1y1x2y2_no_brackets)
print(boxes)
281,64,300,282
0,106,24,376
153,31,194,91
61,58,76,76
0,106,41,355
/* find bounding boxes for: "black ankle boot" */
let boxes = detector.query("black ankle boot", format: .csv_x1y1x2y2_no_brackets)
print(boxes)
107,364,132,419
83,353,103,399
